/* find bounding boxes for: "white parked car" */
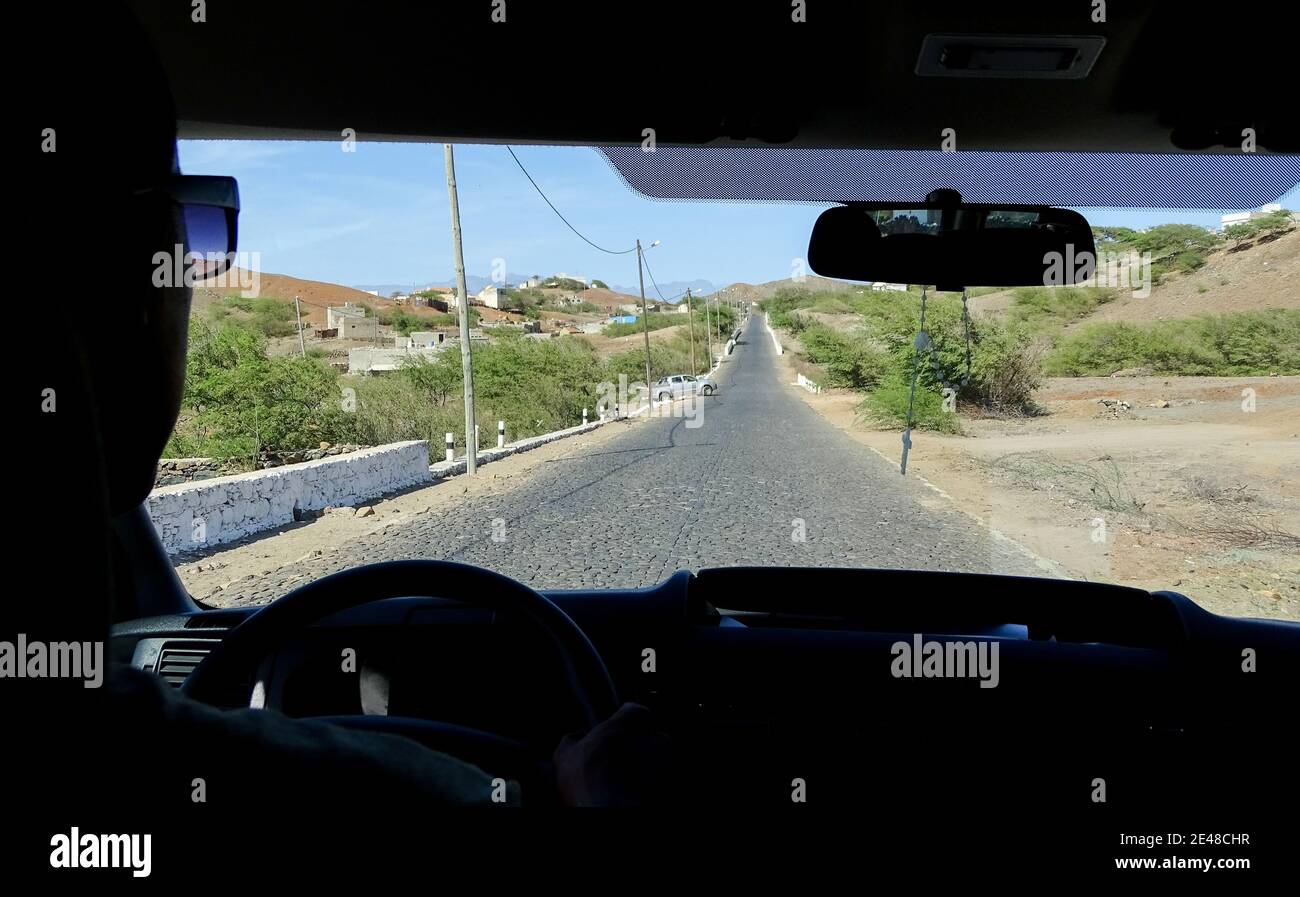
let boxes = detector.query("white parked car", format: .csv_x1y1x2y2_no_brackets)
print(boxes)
653,374,715,401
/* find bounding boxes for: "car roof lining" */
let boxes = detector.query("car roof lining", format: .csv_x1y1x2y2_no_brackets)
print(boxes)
128,1,1294,154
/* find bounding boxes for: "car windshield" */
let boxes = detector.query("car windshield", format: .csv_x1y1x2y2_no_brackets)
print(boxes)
160,142,1299,622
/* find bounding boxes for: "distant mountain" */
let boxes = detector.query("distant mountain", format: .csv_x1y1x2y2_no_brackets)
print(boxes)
351,283,420,298
609,278,716,301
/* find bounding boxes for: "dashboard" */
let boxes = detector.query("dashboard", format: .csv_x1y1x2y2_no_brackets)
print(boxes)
111,566,1299,808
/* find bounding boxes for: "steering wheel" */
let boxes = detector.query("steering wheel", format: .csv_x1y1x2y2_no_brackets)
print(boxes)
183,559,620,802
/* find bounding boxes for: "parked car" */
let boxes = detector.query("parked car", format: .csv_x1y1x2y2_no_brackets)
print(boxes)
653,374,715,401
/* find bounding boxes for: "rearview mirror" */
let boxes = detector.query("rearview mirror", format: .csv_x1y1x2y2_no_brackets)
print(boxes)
806,191,1095,291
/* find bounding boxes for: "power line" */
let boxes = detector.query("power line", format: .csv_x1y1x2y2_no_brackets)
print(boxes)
639,253,691,305
639,250,668,301
506,146,637,256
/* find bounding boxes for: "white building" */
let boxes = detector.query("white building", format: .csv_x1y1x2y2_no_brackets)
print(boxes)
476,284,503,309
870,282,909,292
1221,203,1286,232
337,314,378,340
407,330,447,348
348,345,443,375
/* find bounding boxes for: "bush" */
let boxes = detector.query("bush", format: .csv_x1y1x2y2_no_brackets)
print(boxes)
967,323,1044,414
169,319,354,460
766,286,1042,425
1096,222,1222,283
1223,209,1294,244
217,294,298,337
352,338,608,449
861,375,961,434
798,324,888,389
603,313,681,338
377,307,431,335
1043,311,1300,376
1006,286,1118,331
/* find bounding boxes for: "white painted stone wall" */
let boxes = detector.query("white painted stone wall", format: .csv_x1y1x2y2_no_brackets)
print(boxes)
147,440,431,555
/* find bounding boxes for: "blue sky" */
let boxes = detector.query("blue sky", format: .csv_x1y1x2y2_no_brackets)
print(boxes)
179,140,1300,292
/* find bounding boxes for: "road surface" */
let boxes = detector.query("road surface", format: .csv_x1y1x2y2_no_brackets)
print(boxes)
214,316,1046,603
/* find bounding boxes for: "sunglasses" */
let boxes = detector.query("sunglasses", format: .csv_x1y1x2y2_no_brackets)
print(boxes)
134,175,240,279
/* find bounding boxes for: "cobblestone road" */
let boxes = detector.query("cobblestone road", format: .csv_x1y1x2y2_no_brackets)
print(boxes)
210,316,1048,604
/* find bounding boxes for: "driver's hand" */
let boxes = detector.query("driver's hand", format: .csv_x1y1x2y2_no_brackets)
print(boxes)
552,703,670,807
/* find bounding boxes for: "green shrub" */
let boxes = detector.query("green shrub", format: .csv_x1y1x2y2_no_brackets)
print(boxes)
1006,286,1117,331
603,313,680,337
377,307,430,335
1043,311,1300,376
861,375,961,434
169,319,354,460
798,324,888,389
215,294,298,337
765,286,1042,422
1223,209,1295,243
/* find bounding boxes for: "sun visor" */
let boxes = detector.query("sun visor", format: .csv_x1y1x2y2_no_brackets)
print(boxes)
597,146,1300,210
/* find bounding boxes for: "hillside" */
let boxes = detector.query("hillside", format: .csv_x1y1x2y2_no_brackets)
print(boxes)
1082,227,1300,324
574,286,645,313
716,275,861,305
192,268,390,327
193,268,533,329
578,322,690,358
961,226,1300,329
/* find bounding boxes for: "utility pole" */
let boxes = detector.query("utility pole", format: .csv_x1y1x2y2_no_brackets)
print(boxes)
636,239,653,409
444,143,478,474
704,293,713,370
685,287,696,375
294,295,306,357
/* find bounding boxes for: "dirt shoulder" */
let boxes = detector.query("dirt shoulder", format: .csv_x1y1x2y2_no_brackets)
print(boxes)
173,415,651,604
774,348,1300,621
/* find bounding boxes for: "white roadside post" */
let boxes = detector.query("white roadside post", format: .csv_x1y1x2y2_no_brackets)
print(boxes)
445,432,454,463
497,420,505,449
583,407,588,425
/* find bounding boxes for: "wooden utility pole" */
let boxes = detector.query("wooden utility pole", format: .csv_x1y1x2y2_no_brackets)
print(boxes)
636,239,653,408
704,293,713,369
444,144,478,474
294,295,306,357
686,287,696,374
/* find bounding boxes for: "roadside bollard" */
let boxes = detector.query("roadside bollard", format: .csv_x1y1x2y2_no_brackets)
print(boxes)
445,432,454,462
583,407,588,425
498,420,505,448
